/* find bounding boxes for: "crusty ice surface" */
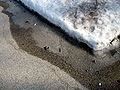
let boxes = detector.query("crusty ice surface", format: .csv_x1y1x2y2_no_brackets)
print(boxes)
18,0,120,51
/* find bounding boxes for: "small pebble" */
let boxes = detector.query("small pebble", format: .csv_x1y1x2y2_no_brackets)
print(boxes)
99,83,102,86
84,27,86,29
25,20,29,23
117,80,120,83
118,35,120,39
90,26,95,32
92,60,96,63
59,48,61,52
34,23,37,26
44,46,49,50
85,70,88,72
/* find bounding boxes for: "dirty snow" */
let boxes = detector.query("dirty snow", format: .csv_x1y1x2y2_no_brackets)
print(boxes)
17,0,120,52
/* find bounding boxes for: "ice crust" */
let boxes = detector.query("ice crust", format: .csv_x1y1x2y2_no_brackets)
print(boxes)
18,0,120,51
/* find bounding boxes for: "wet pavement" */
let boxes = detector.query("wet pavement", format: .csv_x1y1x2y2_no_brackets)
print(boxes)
0,0,120,90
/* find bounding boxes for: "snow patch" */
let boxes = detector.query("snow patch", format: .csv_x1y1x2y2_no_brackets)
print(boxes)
17,0,120,52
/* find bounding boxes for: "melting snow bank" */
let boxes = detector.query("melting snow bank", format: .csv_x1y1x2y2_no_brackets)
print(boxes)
17,0,120,54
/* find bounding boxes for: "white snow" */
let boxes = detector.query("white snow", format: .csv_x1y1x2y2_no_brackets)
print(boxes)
17,0,120,52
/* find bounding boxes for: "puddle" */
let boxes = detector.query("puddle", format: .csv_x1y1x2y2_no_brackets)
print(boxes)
0,0,120,90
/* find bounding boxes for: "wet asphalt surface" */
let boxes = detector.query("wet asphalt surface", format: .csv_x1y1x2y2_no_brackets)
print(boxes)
0,0,120,90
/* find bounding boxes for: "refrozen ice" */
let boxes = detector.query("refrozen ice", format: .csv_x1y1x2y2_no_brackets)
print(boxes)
17,0,120,52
